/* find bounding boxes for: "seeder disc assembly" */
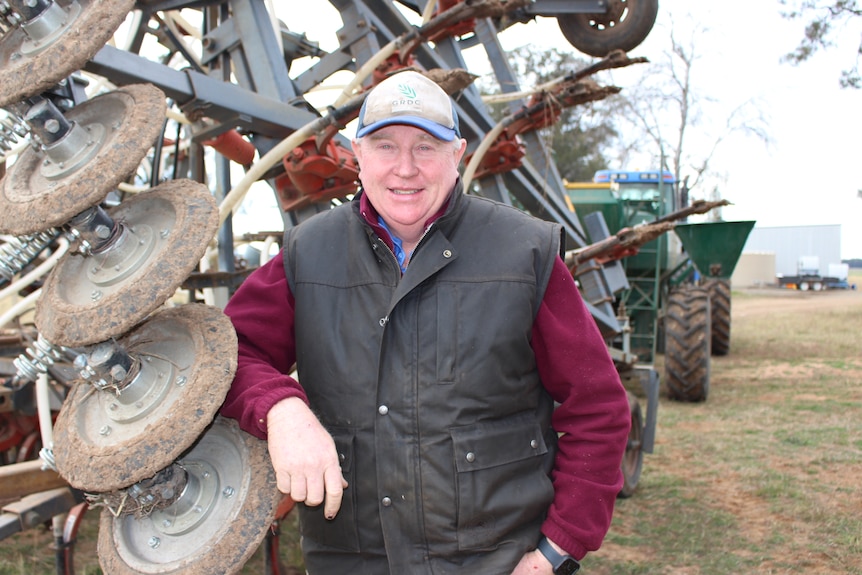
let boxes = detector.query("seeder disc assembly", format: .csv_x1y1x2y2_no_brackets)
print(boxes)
96,417,282,575
52,304,238,492
35,179,218,347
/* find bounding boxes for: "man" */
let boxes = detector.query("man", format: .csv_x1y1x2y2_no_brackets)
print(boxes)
221,69,630,574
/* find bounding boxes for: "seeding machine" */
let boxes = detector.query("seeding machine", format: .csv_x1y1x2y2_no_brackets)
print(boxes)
0,1,714,572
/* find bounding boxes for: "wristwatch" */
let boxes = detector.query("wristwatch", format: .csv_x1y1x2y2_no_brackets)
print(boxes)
536,536,580,575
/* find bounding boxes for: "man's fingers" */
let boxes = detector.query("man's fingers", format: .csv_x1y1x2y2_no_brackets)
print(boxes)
323,466,347,520
289,474,307,503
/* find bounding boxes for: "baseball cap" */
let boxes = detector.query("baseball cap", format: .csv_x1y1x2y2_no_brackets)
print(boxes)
355,70,461,141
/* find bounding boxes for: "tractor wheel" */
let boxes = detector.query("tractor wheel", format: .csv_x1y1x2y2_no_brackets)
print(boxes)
664,286,711,402
618,392,643,498
557,0,658,57
704,278,732,356
97,417,282,575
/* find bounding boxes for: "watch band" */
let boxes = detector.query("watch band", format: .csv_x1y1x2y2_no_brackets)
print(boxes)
536,536,580,575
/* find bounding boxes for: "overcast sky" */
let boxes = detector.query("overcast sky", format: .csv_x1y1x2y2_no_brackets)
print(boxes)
480,1,862,260
279,1,862,260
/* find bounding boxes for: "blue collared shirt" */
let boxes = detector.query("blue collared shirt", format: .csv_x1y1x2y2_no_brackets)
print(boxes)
377,216,410,273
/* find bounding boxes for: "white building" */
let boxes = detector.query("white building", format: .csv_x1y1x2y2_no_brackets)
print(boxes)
740,224,842,277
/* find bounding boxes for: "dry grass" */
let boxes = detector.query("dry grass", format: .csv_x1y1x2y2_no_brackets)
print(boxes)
588,280,862,575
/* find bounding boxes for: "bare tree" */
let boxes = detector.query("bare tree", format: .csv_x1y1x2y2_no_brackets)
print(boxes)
608,17,771,206
780,0,862,88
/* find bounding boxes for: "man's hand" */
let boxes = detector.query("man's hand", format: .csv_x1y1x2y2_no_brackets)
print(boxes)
511,550,554,575
266,397,348,520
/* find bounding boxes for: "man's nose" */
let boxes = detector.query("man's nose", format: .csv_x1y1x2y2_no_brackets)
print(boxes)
393,148,419,177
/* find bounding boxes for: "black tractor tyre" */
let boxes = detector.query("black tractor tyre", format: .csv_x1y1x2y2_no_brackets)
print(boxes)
664,286,712,402
618,392,644,498
704,278,732,356
557,0,659,57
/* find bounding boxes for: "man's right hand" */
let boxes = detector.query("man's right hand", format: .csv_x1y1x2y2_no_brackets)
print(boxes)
266,397,348,520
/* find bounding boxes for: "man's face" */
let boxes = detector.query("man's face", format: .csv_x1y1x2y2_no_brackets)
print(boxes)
352,124,467,238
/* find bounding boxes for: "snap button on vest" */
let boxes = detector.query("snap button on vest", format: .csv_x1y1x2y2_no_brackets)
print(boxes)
443,249,452,258
465,452,475,462
381,496,392,507
378,405,389,415
531,439,539,449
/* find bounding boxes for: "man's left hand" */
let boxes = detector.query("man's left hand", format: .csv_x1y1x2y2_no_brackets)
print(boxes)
511,549,553,575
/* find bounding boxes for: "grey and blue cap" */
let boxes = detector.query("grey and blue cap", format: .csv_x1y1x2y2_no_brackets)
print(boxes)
355,70,461,141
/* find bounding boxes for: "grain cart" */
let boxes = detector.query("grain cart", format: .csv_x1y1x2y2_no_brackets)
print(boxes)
0,1,661,572
565,170,755,402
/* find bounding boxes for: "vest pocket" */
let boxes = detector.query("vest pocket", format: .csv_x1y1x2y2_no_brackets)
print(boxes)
450,415,554,550
297,427,360,551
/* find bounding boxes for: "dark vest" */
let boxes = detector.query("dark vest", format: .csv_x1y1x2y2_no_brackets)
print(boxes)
284,186,562,574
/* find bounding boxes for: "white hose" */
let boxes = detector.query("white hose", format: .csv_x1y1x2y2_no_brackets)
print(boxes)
332,39,398,108
218,119,323,226
36,372,53,461
462,120,506,191
0,237,69,305
260,235,278,265
0,287,40,329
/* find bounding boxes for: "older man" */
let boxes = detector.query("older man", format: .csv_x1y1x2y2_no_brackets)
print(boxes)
221,69,629,575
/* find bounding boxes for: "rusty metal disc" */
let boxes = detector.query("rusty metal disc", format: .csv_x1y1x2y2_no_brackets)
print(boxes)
35,179,217,347
0,84,166,235
52,304,237,492
0,0,136,107
96,417,281,575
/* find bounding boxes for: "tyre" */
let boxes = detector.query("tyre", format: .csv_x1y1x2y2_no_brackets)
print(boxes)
557,0,659,57
664,286,711,402
618,392,643,498
704,278,732,356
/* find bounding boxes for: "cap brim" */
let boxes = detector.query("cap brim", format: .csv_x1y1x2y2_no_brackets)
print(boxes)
356,116,457,141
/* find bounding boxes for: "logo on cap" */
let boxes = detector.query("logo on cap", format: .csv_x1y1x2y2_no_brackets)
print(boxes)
398,84,417,99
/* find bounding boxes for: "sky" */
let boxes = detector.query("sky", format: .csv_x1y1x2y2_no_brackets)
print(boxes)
272,1,862,259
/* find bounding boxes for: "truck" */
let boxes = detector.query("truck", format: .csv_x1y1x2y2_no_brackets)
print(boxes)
777,256,851,290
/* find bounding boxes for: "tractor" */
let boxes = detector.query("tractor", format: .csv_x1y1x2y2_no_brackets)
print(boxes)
564,170,755,405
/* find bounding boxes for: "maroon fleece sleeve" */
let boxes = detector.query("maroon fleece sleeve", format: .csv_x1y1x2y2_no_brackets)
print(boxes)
219,251,307,439
532,256,630,559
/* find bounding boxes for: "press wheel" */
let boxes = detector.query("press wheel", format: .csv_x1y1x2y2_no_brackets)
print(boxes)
52,304,237,492
0,84,166,235
97,417,282,575
558,0,658,57
35,179,217,347
0,0,135,107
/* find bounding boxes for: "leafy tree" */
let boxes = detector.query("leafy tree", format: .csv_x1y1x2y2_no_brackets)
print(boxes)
780,0,862,88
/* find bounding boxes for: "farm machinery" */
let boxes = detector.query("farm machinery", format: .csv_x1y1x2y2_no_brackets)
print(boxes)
564,170,755,405
0,0,695,572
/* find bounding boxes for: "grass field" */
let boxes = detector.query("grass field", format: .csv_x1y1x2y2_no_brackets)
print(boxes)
2,275,861,574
